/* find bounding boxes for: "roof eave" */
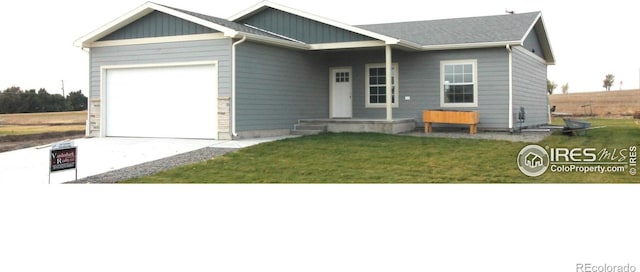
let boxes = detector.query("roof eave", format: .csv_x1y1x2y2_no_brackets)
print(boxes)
74,2,239,48
229,1,400,45
393,40,423,51
521,12,556,65
420,41,521,51
154,4,238,37
238,32,311,50
74,2,155,47
228,0,270,22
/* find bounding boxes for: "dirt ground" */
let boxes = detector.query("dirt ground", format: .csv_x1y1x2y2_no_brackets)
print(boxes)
0,130,86,153
0,111,87,153
549,89,640,116
0,111,86,125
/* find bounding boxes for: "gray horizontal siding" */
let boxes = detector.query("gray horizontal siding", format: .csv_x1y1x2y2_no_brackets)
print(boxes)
100,11,218,41
239,7,374,43
235,41,328,131
89,39,232,99
512,46,548,127
327,48,510,129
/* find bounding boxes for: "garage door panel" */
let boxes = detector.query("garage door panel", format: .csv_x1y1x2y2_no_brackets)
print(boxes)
105,64,217,139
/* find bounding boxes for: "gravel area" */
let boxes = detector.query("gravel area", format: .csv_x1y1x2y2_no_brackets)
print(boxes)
67,147,237,184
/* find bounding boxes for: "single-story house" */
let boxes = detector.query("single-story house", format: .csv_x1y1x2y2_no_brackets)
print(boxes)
75,1,555,139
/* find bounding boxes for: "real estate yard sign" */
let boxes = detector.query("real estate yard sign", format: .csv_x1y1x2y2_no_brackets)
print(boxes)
49,141,77,183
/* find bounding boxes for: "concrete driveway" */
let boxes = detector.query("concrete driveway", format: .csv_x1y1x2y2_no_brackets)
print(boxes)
0,136,292,185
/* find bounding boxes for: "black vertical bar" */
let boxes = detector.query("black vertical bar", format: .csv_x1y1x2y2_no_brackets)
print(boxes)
49,150,51,185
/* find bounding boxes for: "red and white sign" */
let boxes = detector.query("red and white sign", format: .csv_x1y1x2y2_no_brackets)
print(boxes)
50,141,77,173
50,147,77,172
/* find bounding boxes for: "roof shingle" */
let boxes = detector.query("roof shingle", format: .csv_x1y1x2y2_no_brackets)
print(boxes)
357,12,541,46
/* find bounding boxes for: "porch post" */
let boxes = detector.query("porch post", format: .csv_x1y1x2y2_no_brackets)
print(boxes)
385,45,392,121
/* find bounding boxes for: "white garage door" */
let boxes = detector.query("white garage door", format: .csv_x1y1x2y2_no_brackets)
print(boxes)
104,63,218,139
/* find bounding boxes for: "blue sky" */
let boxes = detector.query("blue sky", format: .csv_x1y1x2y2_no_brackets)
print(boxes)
1,0,638,95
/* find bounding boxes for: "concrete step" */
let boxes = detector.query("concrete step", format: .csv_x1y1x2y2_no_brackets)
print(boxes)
294,124,328,131
291,129,324,136
292,120,329,136
297,120,330,126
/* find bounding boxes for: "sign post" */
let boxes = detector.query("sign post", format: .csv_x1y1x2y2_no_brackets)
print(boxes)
49,141,78,184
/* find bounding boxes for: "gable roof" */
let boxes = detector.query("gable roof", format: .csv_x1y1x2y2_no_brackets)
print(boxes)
229,2,553,63
75,2,231,47
358,12,555,64
75,1,554,63
97,10,219,41
359,12,540,47
358,11,555,64
228,1,402,45
74,1,308,49
162,4,289,41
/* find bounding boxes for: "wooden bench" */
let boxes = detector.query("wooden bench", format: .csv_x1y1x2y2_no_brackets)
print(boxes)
422,110,480,134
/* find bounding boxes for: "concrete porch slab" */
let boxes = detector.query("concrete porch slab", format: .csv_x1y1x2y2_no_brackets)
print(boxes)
299,118,416,134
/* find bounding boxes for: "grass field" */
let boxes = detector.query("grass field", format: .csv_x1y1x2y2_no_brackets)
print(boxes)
0,111,86,136
126,118,639,183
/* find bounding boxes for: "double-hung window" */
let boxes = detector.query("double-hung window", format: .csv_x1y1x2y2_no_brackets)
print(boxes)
440,60,478,107
365,63,399,108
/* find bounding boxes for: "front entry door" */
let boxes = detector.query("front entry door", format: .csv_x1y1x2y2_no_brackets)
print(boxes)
330,67,352,118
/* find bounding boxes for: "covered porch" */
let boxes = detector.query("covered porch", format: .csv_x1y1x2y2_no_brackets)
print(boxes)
308,45,416,135
326,45,398,120
233,41,422,139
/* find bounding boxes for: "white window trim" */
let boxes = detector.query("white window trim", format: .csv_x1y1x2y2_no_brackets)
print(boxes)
440,59,478,108
365,63,399,108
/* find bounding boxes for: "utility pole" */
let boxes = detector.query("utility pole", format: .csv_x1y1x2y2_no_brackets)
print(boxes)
620,81,623,91
61,80,65,97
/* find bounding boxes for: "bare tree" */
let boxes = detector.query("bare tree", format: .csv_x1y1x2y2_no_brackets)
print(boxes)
603,74,615,91
561,83,569,94
547,79,558,94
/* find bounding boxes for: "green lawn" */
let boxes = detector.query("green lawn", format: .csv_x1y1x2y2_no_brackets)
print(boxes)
125,119,639,183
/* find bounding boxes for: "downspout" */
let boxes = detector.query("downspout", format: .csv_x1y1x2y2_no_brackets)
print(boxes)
385,45,392,121
82,47,91,137
506,44,514,132
231,36,247,138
